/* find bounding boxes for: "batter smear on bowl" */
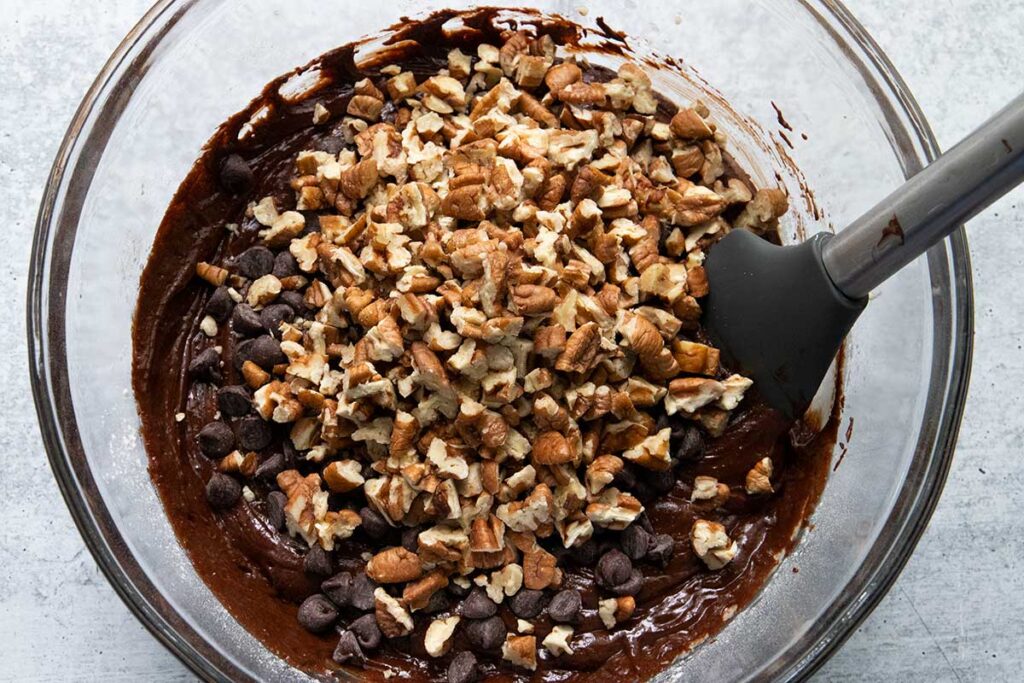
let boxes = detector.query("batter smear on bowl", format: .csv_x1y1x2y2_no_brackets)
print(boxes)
132,10,837,682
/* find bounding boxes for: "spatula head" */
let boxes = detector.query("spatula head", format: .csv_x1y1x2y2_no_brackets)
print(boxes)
703,229,867,419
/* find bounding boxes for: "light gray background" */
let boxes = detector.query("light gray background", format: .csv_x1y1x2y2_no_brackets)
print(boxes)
2,1,1022,681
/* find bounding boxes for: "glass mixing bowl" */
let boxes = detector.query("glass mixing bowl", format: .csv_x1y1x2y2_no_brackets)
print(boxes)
27,0,972,680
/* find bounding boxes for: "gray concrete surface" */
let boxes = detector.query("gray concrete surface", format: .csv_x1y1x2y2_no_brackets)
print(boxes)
1,1,1022,681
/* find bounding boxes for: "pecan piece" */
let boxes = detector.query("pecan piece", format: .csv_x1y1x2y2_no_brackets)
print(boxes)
340,158,379,199
366,546,423,584
402,570,449,611
511,284,558,315
745,457,774,495
554,322,600,373
374,588,414,637
523,546,562,590
544,62,581,96
442,184,491,221
669,107,714,140
690,519,738,570
531,431,574,466
501,634,537,671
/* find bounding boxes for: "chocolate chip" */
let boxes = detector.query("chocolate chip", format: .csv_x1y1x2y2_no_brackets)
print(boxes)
260,303,294,337
256,452,284,481
647,533,676,567
447,580,471,599
359,507,391,539
332,630,365,667
304,545,334,577
423,590,451,615
610,568,644,597
348,613,382,651
278,290,307,314
464,615,506,650
301,215,319,236
236,415,272,451
614,466,637,490
232,341,253,372
647,468,677,494
198,422,234,457
621,525,651,561
350,573,377,612
205,286,234,322
205,472,241,509
297,594,338,633
243,335,286,369
265,490,286,530
322,572,353,607
637,511,655,534
401,527,420,553
631,478,657,503
273,251,299,278
674,426,705,462
460,588,498,619
276,438,295,463
447,652,479,683
231,304,264,337
216,385,251,417
219,154,255,195
573,539,601,567
508,589,547,619
234,246,275,280
597,549,633,589
188,347,221,381
547,589,582,624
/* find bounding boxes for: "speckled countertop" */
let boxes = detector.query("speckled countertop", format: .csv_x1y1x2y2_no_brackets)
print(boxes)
2,1,1022,681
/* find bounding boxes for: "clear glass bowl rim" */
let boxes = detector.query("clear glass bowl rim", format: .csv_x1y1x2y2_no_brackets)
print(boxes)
26,1,974,680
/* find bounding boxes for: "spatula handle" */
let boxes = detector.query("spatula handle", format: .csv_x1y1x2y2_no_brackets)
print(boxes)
821,93,1024,300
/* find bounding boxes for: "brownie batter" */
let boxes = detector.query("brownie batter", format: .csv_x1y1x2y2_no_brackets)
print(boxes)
132,8,837,682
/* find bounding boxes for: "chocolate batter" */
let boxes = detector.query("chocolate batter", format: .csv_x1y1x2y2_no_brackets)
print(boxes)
132,9,837,681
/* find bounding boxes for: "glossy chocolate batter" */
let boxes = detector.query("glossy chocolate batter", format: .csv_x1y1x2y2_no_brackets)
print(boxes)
132,9,837,681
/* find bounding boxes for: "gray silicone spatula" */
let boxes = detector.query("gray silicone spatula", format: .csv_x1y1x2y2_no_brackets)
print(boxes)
704,94,1024,419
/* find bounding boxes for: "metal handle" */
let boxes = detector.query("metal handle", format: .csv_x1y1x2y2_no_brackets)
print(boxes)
822,93,1024,299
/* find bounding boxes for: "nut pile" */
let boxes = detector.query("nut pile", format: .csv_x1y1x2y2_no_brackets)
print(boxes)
188,29,789,678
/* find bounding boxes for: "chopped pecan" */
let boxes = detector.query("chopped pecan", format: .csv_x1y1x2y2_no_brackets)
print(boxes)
442,184,491,221
196,261,228,286
598,596,635,629
374,588,414,637
340,158,379,199
502,634,537,671
544,62,581,96
323,459,365,493
542,625,574,656
366,546,423,584
670,107,714,140
735,188,789,233
470,514,506,553
424,615,460,657
690,475,727,505
585,488,643,530
585,454,624,495
554,322,600,373
665,377,725,415
511,284,558,315
403,570,449,611
531,431,574,466
690,519,738,570
522,546,562,590
745,457,774,495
